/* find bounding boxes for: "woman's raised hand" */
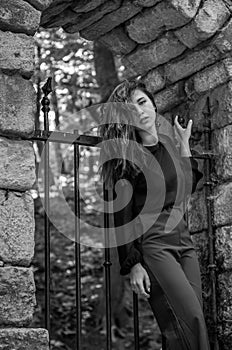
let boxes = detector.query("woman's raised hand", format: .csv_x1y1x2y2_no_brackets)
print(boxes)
173,115,193,145
129,263,151,299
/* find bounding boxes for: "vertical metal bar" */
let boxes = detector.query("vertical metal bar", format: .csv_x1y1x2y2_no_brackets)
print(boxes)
203,97,219,350
73,130,82,350
103,185,112,350
41,78,52,337
133,292,140,350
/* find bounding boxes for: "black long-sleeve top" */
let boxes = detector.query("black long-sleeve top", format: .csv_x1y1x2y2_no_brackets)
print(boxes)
112,133,203,276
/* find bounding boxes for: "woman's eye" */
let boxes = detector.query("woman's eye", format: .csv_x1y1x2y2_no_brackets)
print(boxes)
138,99,146,105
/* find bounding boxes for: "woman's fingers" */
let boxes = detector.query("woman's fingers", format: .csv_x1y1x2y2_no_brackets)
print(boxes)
144,272,151,294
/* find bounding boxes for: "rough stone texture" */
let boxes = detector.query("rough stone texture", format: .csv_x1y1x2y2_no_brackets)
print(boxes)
39,0,73,25
23,0,53,11
0,190,34,266
133,0,161,6
217,273,232,348
188,190,208,234
165,46,221,84
191,58,232,93
123,32,186,77
127,0,201,44
212,125,232,180
0,73,36,137
154,81,186,113
71,0,107,13
213,182,232,227
98,26,136,55
175,0,230,49
215,225,232,272
143,67,166,93
213,17,232,54
0,30,35,78
61,0,121,34
0,267,36,326
0,0,41,35
191,231,209,275
210,81,232,128
80,0,143,41
0,137,36,191
0,328,49,350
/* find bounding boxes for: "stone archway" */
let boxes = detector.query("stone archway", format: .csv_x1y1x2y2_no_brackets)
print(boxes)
0,0,232,348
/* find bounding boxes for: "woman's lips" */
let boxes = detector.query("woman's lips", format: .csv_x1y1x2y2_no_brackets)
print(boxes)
140,116,149,124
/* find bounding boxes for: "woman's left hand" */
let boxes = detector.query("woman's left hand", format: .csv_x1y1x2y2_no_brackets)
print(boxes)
173,115,193,146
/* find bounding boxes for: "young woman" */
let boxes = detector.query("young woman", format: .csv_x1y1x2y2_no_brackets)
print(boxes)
99,79,210,349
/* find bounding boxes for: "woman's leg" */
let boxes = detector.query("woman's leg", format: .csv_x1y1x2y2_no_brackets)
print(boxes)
142,246,210,350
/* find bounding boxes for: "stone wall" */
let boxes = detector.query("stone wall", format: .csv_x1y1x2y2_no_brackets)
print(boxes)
0,0,50,349
40,0,232,347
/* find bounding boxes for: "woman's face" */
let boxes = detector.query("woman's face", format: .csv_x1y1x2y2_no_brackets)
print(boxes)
130,89,157,131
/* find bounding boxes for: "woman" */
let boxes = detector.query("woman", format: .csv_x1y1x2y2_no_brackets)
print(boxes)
99,79,210,349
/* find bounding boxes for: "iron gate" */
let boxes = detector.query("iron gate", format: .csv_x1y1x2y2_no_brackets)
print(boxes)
25,78,219,350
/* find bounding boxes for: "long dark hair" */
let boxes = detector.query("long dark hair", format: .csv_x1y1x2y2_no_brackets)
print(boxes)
98,78,158,189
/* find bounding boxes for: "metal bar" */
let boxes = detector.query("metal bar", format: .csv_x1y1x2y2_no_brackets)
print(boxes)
73,130,82,350
202,97,219,350
103,186,112,350
133,292,140,350
41,78,52,337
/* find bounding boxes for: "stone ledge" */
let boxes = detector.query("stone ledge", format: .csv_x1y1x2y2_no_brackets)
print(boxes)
0,190,34,267
0,328,49,349
0,0,41,35
0,73,36,137
0,137,36,192
0,30,35,78
0,267,36,326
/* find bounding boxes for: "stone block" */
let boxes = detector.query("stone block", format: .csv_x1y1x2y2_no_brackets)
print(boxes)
143,67,166,93
165,46,220,83
98,26,136,55
154,81,186,113
0,190,34,267
187,190,208,234
212,125,232,180
133,0,161,6
0,137,36,191
123,32,186,77
210,81,232,129
0,30,35,78
80,0,143,40
175,0,230,49
0,267,36,326
215,225,232,272
40,1,73,26
169,0,201,19
192,58,232,94
127,0,197,44
213,182,232,227
72,0,107,13
23,0,53,11
0,73,36,137
217,273,232,346
0,328,49,350
61,0,121,34
213,17,232,54
0,0,41,35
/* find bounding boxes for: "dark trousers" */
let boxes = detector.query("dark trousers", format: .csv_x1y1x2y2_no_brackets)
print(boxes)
141,212,210,350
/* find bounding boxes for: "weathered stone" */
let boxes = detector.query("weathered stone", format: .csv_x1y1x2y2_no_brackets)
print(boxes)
188,190,208,234
0,328,49,350
217,273,232,346
168,0,201,19
123,32,186,77
0,267,36,326
133,0,161,6
210,81,232,128
0,73,36,137
0,0,41,35
175,0,230,49
0,190,34,267
154,81,186,113
213,182,232,227
213,17,232,54
61,0,121,34
40,0,73,25
0,30,35,78
0,137,36,191
127,1,197,44
98,26,136,55
165,46,220,83
192,58,232,93
23,0,53,11
143,67,166,93
191,231,209,274
215,225,232,271
212,125,232,180
72,0,107,13
80,0,143,41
